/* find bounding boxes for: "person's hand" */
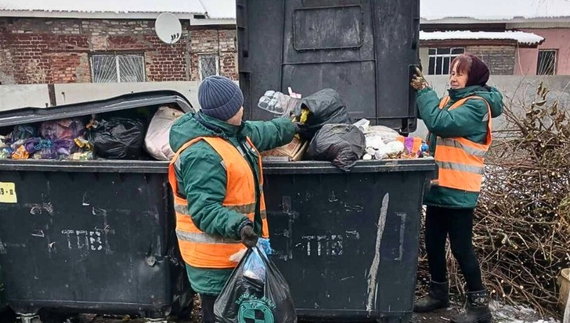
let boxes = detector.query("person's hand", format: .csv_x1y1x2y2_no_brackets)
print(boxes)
294,122,309,137
240,225,258,248
410,66,429,90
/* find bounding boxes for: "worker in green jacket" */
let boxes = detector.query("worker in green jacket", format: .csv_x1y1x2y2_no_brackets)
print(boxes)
169,75,299,323
411,54,503,323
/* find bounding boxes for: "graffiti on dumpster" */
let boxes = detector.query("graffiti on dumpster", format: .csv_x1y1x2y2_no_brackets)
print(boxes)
61,228,112,253
300,231,361,257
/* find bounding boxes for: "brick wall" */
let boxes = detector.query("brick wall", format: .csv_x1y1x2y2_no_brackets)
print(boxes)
189,28,237,80
465,45,516,75
0,17,238,85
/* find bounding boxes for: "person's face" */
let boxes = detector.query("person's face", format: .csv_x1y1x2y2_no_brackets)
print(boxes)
226,106,244,126
449,62,468,89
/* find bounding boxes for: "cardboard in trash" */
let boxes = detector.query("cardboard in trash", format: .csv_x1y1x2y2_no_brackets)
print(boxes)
261,136,308,161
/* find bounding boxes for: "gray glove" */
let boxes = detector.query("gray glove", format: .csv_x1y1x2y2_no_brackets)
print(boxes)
410,66,429,90
240,224,258,248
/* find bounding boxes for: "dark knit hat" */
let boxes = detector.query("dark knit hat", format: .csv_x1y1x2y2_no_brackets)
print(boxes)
198,75,244,121
466,54,490,87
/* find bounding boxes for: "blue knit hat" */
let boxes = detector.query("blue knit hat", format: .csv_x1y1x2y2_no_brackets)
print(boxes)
198,75,244,121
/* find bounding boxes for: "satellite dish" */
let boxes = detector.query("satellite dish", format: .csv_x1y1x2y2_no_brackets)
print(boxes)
155,13,182,44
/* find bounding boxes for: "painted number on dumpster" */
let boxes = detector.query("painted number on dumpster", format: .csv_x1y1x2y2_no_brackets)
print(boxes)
0,182,17,204
61,229,103,251
301,234,343,256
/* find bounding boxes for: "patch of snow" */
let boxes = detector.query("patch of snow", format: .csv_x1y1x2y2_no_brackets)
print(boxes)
490,301,560,323
421,0,570,20
420,31,545,45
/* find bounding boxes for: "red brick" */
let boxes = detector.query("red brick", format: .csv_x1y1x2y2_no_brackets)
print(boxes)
0,17,238,84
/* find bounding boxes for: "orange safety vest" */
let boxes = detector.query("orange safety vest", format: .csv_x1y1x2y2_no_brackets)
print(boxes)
167,136,269,269
432,95,492,192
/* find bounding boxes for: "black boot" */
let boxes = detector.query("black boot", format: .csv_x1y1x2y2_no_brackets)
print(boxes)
414,280,450,313
450,290,492,323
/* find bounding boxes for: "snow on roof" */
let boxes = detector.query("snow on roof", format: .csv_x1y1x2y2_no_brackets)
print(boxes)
420,31,545,45
0,0,568,22
0,0,206,15
421,0,570,20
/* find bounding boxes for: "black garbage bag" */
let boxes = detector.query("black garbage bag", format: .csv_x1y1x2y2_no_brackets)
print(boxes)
214,247,297,323
11,125,37,142
306,124,366,172
294,88,351,140
87,118,146,159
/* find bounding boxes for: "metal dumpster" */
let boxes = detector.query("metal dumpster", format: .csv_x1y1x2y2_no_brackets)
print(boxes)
237,0,421,134
0,91,194,319
236,0,433,322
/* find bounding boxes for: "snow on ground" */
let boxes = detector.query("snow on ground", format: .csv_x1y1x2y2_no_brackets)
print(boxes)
412,301,560,323
491,302,560,323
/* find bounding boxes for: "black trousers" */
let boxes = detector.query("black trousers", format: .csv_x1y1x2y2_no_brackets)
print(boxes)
200,294,217,323
425,206,484,292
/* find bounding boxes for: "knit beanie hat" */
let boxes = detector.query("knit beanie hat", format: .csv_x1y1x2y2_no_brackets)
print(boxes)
466,54,490,87
198,75,244,121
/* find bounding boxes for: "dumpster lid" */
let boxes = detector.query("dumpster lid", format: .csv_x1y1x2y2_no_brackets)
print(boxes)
237,0,420,134
0,90,193,128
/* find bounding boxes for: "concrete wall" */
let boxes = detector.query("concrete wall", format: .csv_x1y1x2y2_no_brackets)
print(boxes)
1,77,569,138
0,81,201,111
514,47,539,76
515,28,570,76
0,84,51,110
54,81,202,110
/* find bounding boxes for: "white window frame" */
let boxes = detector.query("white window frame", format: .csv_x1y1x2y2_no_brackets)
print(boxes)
428,47,465,75
90,54,146,83
198,54,220,81
537,49,557,75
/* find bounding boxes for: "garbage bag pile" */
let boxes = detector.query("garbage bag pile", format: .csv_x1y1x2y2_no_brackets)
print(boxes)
258,88,429,171
0,106,184,161
0,121,94,161
358,121,429,160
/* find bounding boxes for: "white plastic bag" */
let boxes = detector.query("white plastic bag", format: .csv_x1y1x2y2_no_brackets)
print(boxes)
144,106,184,161
374,140,405,160
365,125,400,144
257,90,302,117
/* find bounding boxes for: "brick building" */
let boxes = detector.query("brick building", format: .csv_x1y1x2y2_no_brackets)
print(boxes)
420,0,570,76
0,1,238,85
418,30,544,76
1,0,569,88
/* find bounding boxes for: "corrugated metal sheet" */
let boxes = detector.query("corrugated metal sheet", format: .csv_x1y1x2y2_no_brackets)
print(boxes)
507,21,570,28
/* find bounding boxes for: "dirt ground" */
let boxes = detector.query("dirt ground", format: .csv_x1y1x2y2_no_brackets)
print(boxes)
0,300,555,323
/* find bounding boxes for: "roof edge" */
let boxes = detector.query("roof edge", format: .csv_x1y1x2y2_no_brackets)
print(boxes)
0,10,199,20
422,16,570,24
0,10,237,25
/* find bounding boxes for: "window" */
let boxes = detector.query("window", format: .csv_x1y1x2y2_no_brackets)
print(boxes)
90,54,145,83
537,50,556,75
199,55,219,80
428,48,465,75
